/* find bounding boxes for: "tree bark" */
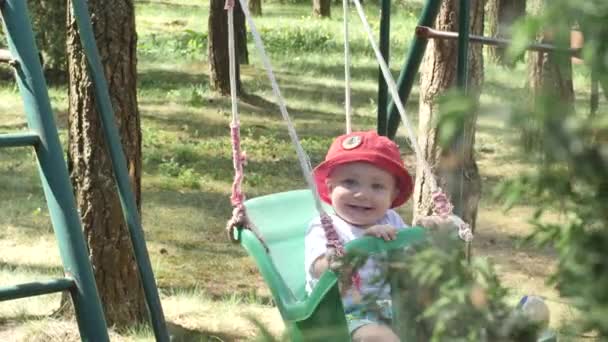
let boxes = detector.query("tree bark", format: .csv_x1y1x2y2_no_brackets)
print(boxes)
486,0,526,65
209,0,244,94
414,0,484,235
248,0,262,17
66,0,146,328
313,0,331,18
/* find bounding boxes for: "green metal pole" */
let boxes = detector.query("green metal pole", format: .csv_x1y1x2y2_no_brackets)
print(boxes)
0,1,110,341
385,0,442,139
69,1,170,340
376,0,391,135
452,0,469,220
456,0,469,90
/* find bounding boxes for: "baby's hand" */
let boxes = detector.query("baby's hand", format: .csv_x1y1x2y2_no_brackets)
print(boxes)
414,215,456,232
414,214,473,241
364,224,398,241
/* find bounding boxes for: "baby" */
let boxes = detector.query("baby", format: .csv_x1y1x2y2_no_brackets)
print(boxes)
305,130,414,342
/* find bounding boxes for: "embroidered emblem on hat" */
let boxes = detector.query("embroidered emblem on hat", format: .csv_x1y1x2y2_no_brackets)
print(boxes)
342,135,362,150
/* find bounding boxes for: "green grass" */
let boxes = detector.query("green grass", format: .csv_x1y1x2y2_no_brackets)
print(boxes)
0,0,605,340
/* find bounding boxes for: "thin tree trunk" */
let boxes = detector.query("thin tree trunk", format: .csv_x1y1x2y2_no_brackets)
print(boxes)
524,0,574,151
486,0,526,65
66,0,146,328
313,0,331,18
248,0,262,17
27,0,68,80
414,0,484,235
236,3,249,65
209,0,243,95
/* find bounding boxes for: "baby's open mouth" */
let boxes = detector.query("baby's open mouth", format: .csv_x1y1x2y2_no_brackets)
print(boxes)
348,204,372,211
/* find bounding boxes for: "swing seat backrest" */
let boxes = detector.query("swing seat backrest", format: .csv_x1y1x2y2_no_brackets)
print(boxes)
238,189,351,341
243,189,327,300
236,189,428,341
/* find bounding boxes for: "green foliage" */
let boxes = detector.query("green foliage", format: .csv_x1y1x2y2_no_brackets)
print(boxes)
390,231,541,341
495,0,608,337
435,90,476,147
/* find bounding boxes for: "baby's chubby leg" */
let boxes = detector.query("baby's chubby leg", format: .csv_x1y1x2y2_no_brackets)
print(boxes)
352,323,399,342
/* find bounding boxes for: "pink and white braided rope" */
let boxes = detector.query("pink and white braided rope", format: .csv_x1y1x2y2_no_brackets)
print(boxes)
431,189,473,242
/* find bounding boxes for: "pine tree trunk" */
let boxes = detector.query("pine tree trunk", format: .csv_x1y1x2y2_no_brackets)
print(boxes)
209,0,243,95
236,3,249,65
248,0,262,17
524,0,574,151
486,0,526,65
66,0,146,328
27,0,68,80
312,0,331,18
414,0,484,234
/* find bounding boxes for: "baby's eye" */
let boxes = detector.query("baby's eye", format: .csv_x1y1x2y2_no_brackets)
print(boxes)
342,178,357,186
372,183,386,190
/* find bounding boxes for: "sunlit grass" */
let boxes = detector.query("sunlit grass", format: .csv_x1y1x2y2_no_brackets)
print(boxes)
0,0,605,340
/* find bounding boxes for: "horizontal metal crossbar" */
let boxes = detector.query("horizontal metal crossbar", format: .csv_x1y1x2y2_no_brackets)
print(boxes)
415,25,582,57
0,278,75,301
0,131,40,148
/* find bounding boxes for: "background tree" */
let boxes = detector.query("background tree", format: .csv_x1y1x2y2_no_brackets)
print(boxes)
208,0,247,94
66,0,146,327
26,0,68,80
499,0,608,337
486,0,526,65
312,0,330,18
524,0,574,151
414,0,485,234
248,0,262,17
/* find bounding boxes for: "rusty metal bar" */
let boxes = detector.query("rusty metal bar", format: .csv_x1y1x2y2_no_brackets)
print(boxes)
415,25,582,56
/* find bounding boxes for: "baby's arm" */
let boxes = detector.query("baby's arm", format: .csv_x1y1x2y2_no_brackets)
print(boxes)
305,220,332,280
310,254,329,278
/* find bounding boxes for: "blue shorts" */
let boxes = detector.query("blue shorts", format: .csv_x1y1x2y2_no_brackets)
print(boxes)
345,300,393,334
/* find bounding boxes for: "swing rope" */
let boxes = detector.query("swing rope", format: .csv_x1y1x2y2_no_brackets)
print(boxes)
224,0,347,260
350,0,472,241
224,0,268,250
342,0,353,134
225,0,472,259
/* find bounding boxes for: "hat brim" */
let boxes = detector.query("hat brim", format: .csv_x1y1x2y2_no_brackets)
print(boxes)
313,152,414,208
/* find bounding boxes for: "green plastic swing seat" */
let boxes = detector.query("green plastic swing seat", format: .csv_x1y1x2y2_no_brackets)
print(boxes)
235,189,427,341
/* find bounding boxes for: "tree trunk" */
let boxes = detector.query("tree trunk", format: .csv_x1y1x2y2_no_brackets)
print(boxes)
209,0,244,95
486,0,526,65
312,0,331,18
27,0,68,80
414,0,484,235
236,3,249,65
248,0,262,17
66,0,146,328
524,0,574,151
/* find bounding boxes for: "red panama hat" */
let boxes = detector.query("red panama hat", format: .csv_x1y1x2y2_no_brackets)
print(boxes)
313,130,413,208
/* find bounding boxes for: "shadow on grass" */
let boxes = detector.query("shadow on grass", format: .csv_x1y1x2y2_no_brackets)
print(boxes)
167,322,244,342
135,0,203,10
139,68,205,93
0,261,63,276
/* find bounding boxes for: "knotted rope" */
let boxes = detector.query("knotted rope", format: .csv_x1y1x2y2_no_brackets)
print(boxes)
224,0,344,259
350,0,473,241
224,0,267,251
